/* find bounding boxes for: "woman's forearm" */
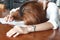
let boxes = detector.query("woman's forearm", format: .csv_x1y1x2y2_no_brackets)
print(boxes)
35,22,53,31
26,22,53,33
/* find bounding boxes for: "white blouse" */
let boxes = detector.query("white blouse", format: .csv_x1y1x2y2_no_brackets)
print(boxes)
47,2,59,29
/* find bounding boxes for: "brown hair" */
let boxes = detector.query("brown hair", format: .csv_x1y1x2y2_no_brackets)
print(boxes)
20,1,48,25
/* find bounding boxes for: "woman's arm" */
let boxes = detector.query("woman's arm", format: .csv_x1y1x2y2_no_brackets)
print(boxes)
30,2,59,32
34,22,53,31
6,21,54,37
27,2,59,32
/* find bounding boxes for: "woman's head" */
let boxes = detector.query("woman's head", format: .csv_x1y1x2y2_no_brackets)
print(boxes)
19,1,47,25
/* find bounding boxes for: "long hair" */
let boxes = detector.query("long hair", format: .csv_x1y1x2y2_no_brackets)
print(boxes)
19,1,48,25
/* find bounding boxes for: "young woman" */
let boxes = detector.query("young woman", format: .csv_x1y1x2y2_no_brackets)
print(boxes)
5,0,59,37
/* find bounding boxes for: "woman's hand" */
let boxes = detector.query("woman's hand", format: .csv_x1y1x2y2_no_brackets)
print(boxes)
4,8,19,22
6,26,23,37
6,25,35,37
4,15,14,22
6,25,29,37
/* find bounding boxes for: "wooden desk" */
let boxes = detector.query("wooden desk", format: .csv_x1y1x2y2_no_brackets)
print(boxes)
0,24,60,40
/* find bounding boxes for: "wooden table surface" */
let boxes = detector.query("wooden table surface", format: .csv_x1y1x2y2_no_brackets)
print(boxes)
0,24,60,40
0,10,60,40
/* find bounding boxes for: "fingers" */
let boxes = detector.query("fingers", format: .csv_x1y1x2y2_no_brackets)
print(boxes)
4,15,14,22
13,32,20,37
6,28,17,37
8,15,14,22
6,26,23,37
6,26,29,37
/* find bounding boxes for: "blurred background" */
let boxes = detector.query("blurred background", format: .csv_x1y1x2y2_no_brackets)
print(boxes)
0,0,60,10
0,0,60,17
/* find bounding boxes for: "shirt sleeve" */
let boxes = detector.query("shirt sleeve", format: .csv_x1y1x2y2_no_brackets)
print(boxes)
47,2,59,29
10,7,20,15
